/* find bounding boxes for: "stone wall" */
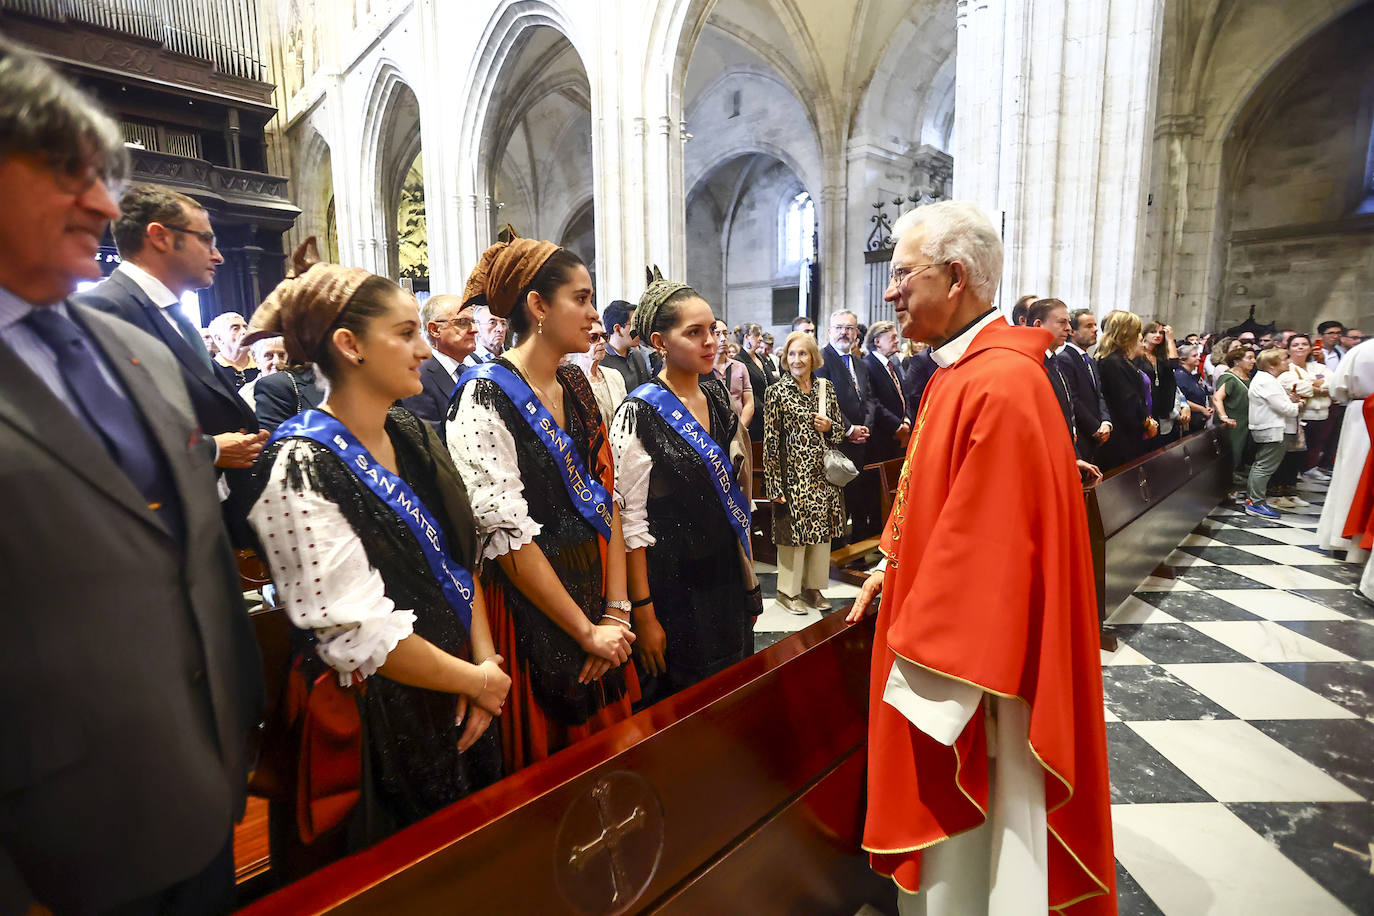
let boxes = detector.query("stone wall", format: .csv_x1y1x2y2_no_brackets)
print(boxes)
1214,7,1374,334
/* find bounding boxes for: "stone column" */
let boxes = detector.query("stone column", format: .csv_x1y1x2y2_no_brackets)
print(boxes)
953,0,1165,314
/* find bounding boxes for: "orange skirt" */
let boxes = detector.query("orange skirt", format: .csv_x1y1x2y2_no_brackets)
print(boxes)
1343,398,1374,550
486,582,639,774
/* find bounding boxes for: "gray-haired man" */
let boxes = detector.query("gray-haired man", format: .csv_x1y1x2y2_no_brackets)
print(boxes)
0,37,263,914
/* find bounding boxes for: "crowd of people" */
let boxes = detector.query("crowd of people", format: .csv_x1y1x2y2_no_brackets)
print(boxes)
4,33,1343,913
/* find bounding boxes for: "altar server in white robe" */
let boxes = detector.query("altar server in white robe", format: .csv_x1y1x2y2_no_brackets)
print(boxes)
1316,344,1374,562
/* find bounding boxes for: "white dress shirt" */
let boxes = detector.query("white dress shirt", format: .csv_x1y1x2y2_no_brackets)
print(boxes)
115,261,185,331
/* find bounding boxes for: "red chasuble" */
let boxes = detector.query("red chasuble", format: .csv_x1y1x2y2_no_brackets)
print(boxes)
864,320,1115,913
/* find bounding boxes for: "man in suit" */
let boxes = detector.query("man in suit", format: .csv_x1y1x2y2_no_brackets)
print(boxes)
1035,300,1104,482
863,320,911,463
816,309,877,539
1053,308,1113,463
402,293,475,439
0,38,263,914
465,302,507,365
74,183,266,545
600,299,652,390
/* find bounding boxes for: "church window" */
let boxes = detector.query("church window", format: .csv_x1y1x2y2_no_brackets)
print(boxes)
781,191,815,267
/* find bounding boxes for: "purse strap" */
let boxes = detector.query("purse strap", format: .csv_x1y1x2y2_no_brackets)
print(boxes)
815,377,830,446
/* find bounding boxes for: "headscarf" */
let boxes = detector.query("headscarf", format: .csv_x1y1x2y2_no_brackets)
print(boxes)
633,265,696,342
243,237,374,364
462,235,561,319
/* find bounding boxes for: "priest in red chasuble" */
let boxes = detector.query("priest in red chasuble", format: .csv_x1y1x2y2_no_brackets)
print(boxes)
846,201,1115,915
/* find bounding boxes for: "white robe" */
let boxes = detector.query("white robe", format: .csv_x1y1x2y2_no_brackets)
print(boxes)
1316,346,1374,562
886,662,1049,916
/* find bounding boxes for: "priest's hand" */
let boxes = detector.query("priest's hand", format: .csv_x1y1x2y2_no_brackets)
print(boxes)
845,570,884,624
635,611,668,677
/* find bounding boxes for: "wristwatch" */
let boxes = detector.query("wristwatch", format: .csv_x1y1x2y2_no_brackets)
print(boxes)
605,599,631,614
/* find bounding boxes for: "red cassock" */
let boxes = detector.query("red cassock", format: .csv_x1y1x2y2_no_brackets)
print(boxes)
1341,398,1374,548
864,320,1116,913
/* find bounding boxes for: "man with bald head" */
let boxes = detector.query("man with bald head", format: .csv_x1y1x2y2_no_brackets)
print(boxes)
402,293,476,439
845,201,1113,914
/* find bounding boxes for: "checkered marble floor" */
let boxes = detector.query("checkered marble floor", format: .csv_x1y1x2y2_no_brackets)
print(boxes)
755,478,1374,914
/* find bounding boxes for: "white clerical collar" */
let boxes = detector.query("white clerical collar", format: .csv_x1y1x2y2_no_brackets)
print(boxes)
431,350,461,378
931,309,1003,369
115,260,180,309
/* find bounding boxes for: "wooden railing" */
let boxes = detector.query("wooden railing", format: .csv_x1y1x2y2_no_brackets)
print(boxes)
1,0,263,80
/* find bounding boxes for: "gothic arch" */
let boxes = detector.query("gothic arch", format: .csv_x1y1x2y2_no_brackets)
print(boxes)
458,0,589,247
358,60,424,278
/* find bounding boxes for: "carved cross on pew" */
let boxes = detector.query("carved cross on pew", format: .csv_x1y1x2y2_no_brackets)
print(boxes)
566,780,649,905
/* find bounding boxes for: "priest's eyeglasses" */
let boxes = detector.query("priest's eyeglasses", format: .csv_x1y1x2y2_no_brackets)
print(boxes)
888,262,945,287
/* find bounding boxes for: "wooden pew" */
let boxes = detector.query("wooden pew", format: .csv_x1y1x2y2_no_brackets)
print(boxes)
1084,428,1228,622
829,457,904,584
237,615,892,915
749,440,776,563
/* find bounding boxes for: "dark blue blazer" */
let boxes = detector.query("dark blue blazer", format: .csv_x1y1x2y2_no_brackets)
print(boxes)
74,271,257,437
815,343,875,466
863,352,908,462
400,356,458,441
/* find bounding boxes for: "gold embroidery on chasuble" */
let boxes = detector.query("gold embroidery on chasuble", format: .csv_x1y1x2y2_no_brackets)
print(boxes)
880,392,935,570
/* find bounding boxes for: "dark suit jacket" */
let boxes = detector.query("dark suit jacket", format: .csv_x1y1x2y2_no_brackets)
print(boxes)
815,344,875,466
1045,356,1076,443
901,350,938,423
75,271,260,544
255,366,326,433
400,356,458,440
863,352,908,462
1053,346,1112,449
0,304,264,913
1097,351,1150,470
74,271,257,439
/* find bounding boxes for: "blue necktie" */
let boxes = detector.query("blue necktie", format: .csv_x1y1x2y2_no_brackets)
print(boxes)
163,302,214,371
1082,350,1098,388
26,307,183,538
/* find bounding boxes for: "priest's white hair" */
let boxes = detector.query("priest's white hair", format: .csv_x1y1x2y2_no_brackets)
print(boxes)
891,201,1003,304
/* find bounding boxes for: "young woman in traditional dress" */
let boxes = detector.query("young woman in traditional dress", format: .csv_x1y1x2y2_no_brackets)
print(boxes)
611,272,759,707
446,238,637,772
244,240,508,865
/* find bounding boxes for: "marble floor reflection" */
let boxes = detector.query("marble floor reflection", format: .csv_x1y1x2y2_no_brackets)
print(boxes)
1102,477,1374,915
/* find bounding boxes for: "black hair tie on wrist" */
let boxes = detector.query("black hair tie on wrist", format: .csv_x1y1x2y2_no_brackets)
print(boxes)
631,596,653,608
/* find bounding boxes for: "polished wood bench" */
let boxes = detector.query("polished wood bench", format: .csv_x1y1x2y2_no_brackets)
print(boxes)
236,614,891,915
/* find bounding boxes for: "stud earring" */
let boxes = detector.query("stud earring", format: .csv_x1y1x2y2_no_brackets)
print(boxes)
538,317,544,335
357,356,365,365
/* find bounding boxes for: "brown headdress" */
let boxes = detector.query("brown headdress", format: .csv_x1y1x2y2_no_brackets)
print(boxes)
244,238,375,364
461,234,562,319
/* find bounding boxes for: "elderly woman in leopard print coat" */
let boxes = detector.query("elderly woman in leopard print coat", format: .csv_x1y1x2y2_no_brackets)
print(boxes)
762,330,849,614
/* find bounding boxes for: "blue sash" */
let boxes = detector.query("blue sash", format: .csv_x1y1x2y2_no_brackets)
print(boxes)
630,382,752,556
455,362,613,542
269,410,475,632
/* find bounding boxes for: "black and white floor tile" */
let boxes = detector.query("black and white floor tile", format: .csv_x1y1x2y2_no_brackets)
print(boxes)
760,477,1374,914
1105,478,1374,915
